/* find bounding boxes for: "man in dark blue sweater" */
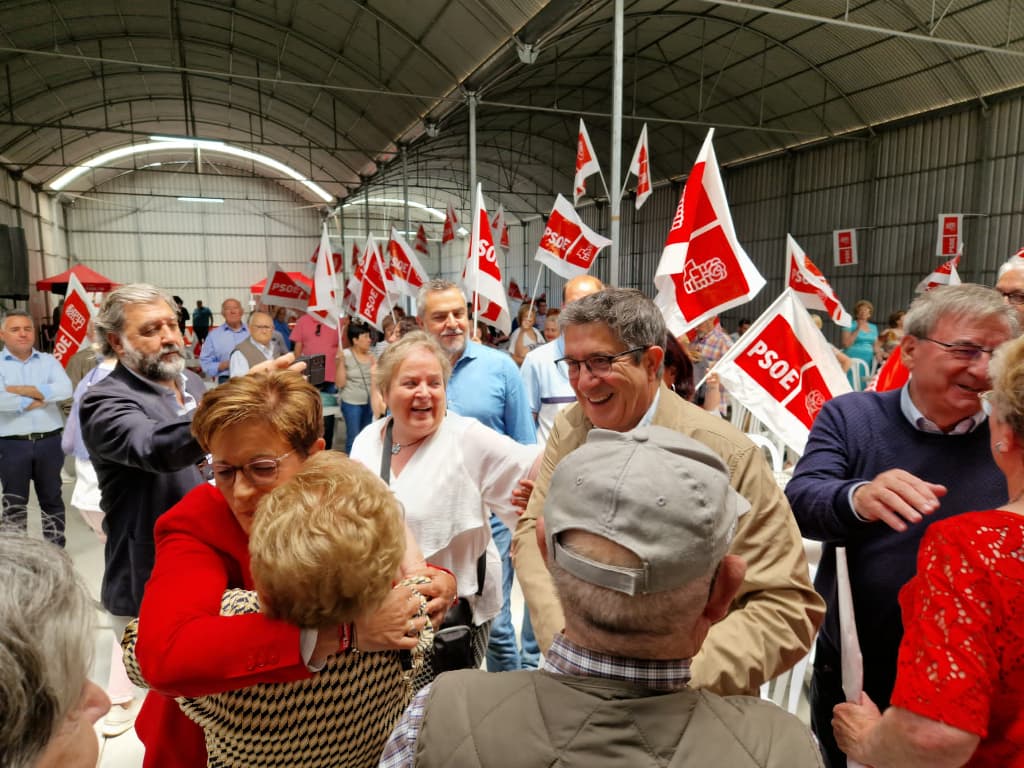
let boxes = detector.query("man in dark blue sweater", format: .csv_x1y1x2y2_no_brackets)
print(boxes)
786,283,1018,768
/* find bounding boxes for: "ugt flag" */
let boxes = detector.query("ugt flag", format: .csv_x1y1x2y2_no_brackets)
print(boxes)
709,289,851,455
916,254,961,293
258,262,311,311
305,223,340,329
387,227,430,299
534,194,613,280
654,128,765,336
463,183,512,335
786,234,852,327
573,118,601,206
628,123,652,210
52,271,95,368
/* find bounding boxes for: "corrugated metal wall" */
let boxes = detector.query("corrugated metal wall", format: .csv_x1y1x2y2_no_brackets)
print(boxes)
63,171,322,322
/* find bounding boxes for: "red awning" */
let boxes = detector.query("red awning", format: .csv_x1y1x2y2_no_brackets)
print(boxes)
36,264,120,294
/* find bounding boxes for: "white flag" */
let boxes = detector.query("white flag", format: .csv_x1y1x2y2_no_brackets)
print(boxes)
786,235,852,327
387,227,430,299
709,289,852,456
628,124,652,210
305,223,340,329
534,194,612,280
654,128,765,336
573,119,601,206
463,183,512,335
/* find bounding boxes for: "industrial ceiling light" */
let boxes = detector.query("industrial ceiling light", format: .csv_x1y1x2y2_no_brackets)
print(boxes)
48,138,334,203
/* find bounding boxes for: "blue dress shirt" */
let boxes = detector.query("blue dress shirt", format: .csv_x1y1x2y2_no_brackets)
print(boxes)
199,324,250,377
0,348,72,435
445,341,535,445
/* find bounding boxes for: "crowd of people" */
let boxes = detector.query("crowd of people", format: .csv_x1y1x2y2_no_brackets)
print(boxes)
3,257,1024,767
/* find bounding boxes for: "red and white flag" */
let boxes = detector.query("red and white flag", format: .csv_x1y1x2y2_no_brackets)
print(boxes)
387,227,430,299
463,183,512,335
936,214,963,257
354,235,392,330
306,224,340,329
574,118,602,206
628,123,652,210
654,128,766,336
916,254,962,293
414,224,430,257
710,289,852,455
258,262,311,312
52,271,96,368
508,280,524,302
443,204,458,244
343,242,361,313
786,235,852,327
535,194,613,280
491,204,511,250
833,228,858,267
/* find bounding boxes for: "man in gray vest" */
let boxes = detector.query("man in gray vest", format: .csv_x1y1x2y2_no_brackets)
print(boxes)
229,311,286,377
379,427,823,768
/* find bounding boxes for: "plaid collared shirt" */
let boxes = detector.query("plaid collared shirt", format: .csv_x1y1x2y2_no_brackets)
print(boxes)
378,634,692,767
693,325,733,366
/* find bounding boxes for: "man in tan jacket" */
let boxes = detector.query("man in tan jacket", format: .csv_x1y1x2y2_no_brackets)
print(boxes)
511,288,824,695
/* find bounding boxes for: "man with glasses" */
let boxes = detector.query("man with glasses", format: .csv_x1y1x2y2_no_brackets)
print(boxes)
996,252,1024,320
786,283,1018,768
199,298,249,384
229,311,286,377
513,288,824,697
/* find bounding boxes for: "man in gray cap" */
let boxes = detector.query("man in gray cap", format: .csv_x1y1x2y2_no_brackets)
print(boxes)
379,427,823,768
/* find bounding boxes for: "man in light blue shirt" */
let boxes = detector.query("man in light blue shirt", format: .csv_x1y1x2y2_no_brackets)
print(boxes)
199,298,249,383
0,310,73,546
418,279,537,671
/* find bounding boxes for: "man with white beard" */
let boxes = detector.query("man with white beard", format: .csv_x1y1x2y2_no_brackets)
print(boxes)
81,284,209,632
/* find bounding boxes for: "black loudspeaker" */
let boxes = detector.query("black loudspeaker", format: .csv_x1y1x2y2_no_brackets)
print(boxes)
0,225,29,299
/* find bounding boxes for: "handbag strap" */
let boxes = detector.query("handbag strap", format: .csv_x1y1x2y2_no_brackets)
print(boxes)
380,417,485,596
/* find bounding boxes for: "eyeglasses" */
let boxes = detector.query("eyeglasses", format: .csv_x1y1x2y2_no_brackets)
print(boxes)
555,347,646,378
979,390,995,416
205,450,296,486
998,290,1024,306
921,337,997,362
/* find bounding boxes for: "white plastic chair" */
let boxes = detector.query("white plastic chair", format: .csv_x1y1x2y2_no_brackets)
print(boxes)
848,358,870,390
745,433,783,473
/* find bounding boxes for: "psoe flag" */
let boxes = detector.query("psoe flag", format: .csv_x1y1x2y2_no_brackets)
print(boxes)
534,194,613,280
916,254,962,293
628,123,652,210
710,289,852,456
443,204,458,244
786,234,852,327
654,128,765,336
573,118,601,206
259,262,311,311
355,235,391,331
463,183,512,335
52,271,95,368
305,223,340,329
387,227,430,299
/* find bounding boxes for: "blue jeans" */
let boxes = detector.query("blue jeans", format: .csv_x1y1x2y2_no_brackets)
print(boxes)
485,514,540,671
340,401,374,454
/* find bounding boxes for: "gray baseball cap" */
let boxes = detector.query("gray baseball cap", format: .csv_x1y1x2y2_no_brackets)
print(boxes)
544,426,748,595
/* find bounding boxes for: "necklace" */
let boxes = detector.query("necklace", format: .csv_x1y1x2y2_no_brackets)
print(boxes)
390,433,429,455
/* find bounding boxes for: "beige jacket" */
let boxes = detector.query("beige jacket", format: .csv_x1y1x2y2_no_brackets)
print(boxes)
511,384,825,694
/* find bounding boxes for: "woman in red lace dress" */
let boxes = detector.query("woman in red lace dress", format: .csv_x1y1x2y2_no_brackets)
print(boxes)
832,334,1024,767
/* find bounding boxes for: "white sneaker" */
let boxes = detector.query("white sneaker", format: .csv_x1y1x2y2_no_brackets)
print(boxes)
102,697,142,738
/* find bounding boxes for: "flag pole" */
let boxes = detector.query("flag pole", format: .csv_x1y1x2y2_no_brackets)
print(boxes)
527,269,544,318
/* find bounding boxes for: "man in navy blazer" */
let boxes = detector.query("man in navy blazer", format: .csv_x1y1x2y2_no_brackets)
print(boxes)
81,284,209,622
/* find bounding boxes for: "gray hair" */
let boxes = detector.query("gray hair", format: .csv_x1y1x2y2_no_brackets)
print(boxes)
375,330,451,396
903,283,1018,339
0,530,94,766
559,287,667,351
416,279,463,319
1,308,31,327
93,283,177,356
998,255,1024,279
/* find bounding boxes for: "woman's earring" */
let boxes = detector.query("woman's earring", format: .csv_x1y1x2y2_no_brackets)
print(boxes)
996,441,1007,454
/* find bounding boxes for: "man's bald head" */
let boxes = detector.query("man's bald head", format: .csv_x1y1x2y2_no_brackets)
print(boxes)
563,275,604,305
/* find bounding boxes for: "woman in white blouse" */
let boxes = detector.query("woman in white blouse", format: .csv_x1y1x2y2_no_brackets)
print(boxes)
350,331,540,680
